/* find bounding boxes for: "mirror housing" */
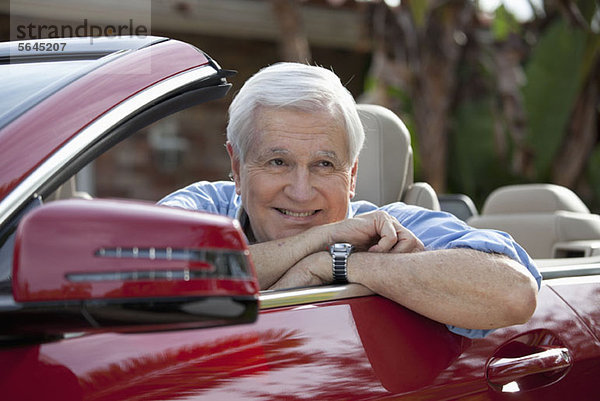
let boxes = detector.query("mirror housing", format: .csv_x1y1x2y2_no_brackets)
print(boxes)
3,199,259,338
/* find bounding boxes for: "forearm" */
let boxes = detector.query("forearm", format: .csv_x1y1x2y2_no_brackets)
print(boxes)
347,249,538,330
249,226,329,289
249,209,409,289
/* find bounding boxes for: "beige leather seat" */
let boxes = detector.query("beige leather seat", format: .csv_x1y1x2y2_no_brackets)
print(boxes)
47,176,92,202
468,184,600,258
355,104,440,210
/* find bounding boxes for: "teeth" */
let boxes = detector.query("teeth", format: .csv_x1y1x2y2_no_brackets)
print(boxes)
278,209,315,217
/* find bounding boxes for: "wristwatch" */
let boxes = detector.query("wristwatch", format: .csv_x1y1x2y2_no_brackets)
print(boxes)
329,243,354,284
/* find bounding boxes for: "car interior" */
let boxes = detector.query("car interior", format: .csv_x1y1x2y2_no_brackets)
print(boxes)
469,184,600,259
46,176,92,202
355,104,440,210
355,104,600,268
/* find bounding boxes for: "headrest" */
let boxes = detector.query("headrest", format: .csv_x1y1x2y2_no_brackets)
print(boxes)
355,104,412,205
481,184,590,215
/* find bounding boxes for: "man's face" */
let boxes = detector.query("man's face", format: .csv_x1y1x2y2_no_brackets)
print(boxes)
228,107,358,243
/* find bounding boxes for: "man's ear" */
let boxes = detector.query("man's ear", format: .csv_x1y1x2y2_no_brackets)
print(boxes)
349,159,358,199
226,142,242,195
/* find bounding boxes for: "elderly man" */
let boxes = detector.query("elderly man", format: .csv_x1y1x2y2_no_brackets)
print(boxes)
159,62,541,338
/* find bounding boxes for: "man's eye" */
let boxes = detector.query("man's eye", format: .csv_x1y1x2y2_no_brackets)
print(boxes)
319,160,333,168
269,159,285,166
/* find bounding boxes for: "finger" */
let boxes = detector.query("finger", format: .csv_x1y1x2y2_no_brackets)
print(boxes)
368,236,397,253
368,217,400,252
370,213,405,252
390,229,425,253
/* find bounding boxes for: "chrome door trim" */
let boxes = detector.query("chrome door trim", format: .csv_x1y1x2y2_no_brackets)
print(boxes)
0,65,217,225
541,264,600,280
537,256,600,280
259,283,374,310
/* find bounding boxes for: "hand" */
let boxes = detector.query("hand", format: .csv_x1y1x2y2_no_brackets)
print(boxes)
318,210,424,253
387,223,425,254
268,251,331,290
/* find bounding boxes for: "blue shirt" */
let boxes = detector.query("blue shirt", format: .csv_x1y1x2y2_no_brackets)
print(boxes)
159,181,542,339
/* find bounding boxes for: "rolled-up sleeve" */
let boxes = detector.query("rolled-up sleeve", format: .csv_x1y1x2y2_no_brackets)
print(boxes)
380,204,541,339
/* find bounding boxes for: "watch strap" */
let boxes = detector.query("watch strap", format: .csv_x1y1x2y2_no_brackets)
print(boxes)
330,243,353,284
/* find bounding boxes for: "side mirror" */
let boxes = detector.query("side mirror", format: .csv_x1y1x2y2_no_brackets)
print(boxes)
3,199,259,339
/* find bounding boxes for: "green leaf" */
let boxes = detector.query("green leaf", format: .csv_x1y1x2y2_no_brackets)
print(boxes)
577,0,599,25
581,32,600,86
448,97,498,204
522,19,587,179
586,145,600,213
492,5,520,41
409,0,429,28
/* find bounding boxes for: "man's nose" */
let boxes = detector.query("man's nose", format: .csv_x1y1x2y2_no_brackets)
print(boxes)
284,167,315,202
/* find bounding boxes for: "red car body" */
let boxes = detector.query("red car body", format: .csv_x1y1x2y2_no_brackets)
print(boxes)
0,37,599,400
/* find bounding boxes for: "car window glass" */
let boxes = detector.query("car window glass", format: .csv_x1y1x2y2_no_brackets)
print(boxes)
1,60,94,122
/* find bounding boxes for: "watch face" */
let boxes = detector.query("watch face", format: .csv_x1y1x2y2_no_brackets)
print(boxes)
331,243,353,254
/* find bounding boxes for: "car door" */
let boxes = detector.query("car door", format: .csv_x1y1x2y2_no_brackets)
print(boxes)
2,278,597,400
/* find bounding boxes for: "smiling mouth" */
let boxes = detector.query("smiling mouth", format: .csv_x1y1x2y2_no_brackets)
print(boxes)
275,208,320,218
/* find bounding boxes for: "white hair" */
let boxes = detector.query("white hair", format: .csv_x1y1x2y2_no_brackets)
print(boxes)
226,62,364,163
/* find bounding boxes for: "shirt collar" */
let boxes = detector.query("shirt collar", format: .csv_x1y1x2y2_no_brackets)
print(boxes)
236,206,256,244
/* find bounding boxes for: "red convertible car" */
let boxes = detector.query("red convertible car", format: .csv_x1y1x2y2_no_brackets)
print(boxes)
1,36,599,400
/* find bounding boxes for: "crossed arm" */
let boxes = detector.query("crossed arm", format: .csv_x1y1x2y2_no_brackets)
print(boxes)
249,211,538,331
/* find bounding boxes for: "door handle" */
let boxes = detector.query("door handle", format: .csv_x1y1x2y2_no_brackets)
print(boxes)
487,347,572,386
